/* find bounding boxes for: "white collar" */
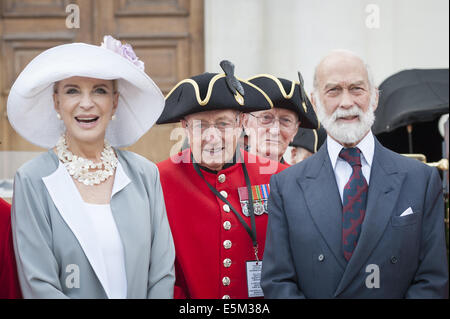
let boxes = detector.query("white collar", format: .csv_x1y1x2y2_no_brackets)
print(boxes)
111,161,131,198
327,130,375,169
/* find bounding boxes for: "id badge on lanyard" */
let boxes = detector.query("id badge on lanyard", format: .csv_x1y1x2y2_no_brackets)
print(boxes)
246,245,264,298
246,260,263,298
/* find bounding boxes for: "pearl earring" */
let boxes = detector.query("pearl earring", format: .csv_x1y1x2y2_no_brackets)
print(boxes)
56,113,61,120
112,114,117,121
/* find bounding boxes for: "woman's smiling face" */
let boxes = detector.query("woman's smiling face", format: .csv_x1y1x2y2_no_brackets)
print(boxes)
53,76,119,147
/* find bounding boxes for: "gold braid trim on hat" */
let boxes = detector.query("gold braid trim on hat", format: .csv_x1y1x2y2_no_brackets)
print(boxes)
165,73,274,108
312,129,319,153
292,79,310,114
240,79,273,108
247,74,308,113
293,80,309,113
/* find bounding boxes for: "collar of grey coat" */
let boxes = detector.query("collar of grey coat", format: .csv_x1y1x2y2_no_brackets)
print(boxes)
297,138,406,296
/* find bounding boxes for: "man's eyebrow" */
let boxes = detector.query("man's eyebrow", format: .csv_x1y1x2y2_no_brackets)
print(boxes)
214,116,235,121
189,117,229,122
324,83,339,90
323,80,367,89
350,80,366,86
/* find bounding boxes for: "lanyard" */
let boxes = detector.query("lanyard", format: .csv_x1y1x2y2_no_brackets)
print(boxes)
192,156,259,261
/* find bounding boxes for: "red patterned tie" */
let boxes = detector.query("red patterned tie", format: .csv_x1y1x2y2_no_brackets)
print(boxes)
339,147,368,261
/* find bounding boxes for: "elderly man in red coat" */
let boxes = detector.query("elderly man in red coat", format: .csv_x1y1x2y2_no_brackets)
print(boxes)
0,198,22,298
156,61,317,299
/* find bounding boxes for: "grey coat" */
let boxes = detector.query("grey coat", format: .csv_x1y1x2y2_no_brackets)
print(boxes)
261,139,448,298
12,149,175,299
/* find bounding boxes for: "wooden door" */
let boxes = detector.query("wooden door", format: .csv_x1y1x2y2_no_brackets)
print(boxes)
0,0,204,162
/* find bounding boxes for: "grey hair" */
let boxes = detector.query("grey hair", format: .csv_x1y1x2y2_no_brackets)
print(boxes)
312,49,376,92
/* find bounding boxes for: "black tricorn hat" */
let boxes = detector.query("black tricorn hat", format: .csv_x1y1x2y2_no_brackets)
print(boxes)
290,126,327,153
246,73,319,129
157,60,273,124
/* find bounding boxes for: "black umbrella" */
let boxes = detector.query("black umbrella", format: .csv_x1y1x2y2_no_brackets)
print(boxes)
373,69,449,153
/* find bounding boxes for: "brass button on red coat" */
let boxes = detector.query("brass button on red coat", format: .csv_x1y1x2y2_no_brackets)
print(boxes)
220,190,228,198
223,221,231,230
223,258,232,268
218,174,226,183
222,277,230,286
223,240,232,249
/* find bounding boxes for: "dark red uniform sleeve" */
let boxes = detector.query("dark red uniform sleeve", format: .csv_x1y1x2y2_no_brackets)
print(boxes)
0,198,22,299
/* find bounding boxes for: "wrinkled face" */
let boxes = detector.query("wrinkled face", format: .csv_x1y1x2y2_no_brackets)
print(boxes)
291,146,314,164
182,109,243,171
312,54,378,146
53,76,119,147
244,108,299,161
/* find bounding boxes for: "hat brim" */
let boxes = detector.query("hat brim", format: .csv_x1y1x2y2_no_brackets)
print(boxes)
7,43,164,148
157,73,274,124
247,74,319,129
290,126,327,153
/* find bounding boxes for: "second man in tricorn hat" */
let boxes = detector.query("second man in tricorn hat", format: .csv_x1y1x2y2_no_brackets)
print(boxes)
243,73,319,164
156,61,288,299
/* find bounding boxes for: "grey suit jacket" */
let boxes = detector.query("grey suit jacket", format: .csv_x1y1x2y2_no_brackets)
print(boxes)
261,138,448,298
12,150,175,299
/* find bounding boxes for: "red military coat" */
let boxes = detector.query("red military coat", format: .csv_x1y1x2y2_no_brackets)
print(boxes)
157,149,287,299
0,198,22,299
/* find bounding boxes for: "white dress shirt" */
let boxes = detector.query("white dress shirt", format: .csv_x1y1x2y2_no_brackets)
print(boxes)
327,130,375,203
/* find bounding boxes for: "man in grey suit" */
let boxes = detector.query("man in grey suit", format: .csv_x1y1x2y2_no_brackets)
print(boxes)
261,50,449,298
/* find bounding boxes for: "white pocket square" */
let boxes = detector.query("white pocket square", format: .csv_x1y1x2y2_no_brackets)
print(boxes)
400,207,414,217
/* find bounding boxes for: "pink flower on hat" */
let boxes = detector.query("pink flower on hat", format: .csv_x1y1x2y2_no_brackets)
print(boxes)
100,35,145,71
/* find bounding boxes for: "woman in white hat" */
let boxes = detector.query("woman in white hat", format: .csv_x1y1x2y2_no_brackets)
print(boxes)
7,36,175,299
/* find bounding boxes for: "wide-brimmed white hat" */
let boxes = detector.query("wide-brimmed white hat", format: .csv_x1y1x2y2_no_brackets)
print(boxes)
7,36,164,148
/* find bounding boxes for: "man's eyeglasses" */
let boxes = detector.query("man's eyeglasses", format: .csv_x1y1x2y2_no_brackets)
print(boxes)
249,113,298,130
185,116,240,133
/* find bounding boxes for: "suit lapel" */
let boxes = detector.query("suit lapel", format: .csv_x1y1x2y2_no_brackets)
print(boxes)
334,140,406,296
298,143,347,269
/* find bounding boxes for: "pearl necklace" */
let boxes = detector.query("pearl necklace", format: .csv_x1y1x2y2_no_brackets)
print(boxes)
56,135,118,186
